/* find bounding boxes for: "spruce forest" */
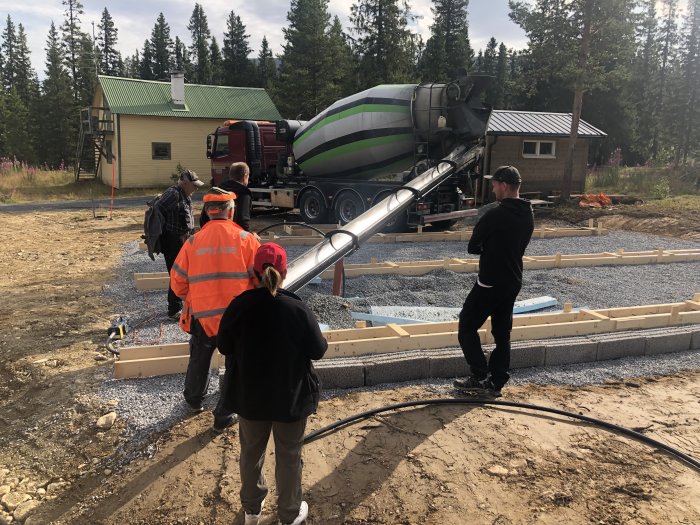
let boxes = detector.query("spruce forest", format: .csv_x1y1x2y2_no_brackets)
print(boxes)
0,0,699,171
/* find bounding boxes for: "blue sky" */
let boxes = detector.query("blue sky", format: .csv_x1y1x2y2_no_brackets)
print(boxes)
0,0,530,78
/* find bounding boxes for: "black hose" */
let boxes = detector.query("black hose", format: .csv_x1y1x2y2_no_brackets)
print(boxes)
303,398,700,473
256,222,327,238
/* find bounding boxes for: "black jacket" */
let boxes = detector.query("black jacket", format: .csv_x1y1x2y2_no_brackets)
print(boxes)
200,179,253,231
468,198,534,289
217,287,328,422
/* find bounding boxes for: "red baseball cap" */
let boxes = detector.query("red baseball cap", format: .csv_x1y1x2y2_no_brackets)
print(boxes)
254,243,287,279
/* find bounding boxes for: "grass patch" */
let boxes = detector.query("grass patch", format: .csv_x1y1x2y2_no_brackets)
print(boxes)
586,165,699,199
0,163,168,203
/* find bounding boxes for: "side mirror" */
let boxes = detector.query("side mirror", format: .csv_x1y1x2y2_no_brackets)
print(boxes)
206,135,212,159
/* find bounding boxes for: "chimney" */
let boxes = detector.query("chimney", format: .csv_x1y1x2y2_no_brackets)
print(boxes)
171,71,185,106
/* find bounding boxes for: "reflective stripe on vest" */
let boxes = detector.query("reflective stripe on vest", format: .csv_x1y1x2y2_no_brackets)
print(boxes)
192,307,228,319
188,271,250,284
172,262,188,278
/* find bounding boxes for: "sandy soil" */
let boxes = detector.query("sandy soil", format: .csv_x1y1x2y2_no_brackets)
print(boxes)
0,205,699,525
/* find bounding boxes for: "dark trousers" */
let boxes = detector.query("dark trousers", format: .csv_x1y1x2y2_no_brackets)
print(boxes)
160,231,185,314
239,417,306,524
183,320,233,421
457,282,520,389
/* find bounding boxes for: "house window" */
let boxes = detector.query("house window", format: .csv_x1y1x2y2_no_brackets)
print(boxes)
152,142,171,160
105,140,113,164
522,140,556,158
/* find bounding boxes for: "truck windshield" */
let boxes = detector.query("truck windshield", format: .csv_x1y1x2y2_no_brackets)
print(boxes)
213,134,229,157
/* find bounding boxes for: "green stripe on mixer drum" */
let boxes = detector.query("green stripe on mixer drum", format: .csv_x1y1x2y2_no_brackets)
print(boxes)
294,104,411,147
298,133,414,172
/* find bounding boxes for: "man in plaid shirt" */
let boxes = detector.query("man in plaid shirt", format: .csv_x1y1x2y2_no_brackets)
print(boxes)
156,169,204,319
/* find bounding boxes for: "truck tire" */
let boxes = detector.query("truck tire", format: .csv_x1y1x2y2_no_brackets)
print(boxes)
299,189,328,224
333,190,365,225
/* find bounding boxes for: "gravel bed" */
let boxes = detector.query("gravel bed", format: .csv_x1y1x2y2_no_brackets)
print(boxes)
100,229,700,462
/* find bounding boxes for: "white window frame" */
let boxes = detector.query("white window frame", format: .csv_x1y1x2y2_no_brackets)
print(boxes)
522,140,556,158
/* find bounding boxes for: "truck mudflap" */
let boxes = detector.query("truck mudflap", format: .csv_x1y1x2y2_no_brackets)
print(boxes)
420,208,479,225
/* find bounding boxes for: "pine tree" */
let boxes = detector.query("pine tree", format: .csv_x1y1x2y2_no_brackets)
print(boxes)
188,3,212,84
424,0,472,80
210,37,223,85
417,23,447,81
1,15,17,91
139,39,155,80
175,36,194,80
488,42,508,108
97,8,120,75
1,89,33,161
256,36,277,90
222,11,254,86
678,0,700,163
350,0,416,87
124,49,140,78
278,0,335,118
60,0,84,101
653,0,681,159
41,21,76,167
77,33,97,107
327,16,357,98
150,13,174,80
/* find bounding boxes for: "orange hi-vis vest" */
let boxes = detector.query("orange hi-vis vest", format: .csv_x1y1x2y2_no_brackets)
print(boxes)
170,219,261,337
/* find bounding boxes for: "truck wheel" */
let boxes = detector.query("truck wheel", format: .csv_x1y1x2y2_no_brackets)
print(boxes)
299,189,328,224
333,190,365,225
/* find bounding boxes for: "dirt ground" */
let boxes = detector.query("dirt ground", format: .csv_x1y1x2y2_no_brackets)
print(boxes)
0,204,699,525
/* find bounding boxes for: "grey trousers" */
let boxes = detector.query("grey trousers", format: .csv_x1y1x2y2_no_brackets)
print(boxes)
239,417,306,523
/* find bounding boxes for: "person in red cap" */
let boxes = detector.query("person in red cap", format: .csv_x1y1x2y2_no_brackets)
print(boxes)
217,243,327,525
170,187,260,431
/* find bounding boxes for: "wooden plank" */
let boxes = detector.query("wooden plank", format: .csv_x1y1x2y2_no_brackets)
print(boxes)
115,295,700,378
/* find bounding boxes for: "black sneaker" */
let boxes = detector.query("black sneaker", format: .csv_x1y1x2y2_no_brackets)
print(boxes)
186,401,204,413
453,376,502,397
212,414,238,433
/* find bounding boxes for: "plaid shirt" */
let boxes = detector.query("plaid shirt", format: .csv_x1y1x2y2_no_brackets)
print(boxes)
157,185,193,235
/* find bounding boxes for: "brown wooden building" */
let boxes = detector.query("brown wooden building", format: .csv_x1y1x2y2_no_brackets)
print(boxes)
485,110,606,197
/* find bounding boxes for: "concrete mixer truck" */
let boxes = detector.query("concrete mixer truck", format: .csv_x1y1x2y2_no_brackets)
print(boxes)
206,74,492,231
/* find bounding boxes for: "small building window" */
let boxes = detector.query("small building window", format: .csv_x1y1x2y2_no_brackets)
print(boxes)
152,142,171,160
105,140,113,164
522,140,556,158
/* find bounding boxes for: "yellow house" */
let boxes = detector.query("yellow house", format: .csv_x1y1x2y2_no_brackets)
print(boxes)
78,73,281,189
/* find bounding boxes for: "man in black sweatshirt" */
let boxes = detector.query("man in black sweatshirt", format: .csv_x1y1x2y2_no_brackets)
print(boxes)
201,162,253,231
454,165,534,397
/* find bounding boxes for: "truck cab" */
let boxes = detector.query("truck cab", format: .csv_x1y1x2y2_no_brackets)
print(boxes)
206,120,289,187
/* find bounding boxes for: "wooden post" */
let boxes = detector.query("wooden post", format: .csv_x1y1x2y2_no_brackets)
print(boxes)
332,258,345,297
355,320,367,329
563,303,573,313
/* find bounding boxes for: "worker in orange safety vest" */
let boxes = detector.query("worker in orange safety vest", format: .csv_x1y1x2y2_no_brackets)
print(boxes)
170,187,261,432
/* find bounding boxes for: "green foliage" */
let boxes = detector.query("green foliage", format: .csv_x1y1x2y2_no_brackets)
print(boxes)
277,0,336,118
171,162,186,183
97,8,120,76
222,11,254,86
350,0,416,88
150,13,174,80
188,3,212,84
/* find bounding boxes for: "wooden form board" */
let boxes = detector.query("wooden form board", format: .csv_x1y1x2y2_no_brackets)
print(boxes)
114,294,700,379
133,248,700,290
137,223,607,252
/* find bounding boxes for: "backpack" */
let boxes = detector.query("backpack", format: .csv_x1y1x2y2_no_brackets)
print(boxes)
143,193,165,261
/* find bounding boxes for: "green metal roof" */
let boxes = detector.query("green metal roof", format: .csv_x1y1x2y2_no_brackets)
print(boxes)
98,75,281,120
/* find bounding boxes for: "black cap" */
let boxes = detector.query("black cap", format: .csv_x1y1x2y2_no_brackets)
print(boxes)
180,169,204,187
484,165,522,185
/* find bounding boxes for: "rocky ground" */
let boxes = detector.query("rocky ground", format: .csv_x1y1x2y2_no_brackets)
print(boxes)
0,203,698,524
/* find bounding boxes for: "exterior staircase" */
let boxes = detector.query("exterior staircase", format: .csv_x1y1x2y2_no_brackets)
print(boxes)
74,107,114,181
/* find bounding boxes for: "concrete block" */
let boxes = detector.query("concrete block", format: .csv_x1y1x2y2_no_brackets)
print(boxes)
315,358,365,389
365,351,429,386
592,334,645,361
691,328,700,350
544,337,597,366
510,341,546,369
644,331,692,355
424,348,468,379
